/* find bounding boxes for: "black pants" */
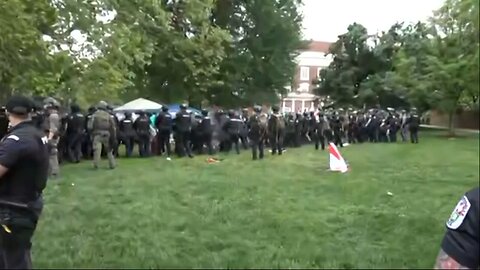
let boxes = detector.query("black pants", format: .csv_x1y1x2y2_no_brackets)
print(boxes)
157,130,172,157
270,132,284,155
200,133,213,155
389,130,398,142
137,134,150,157
314,131,325,150
0,246,32,269
67,133,83,163
240,134,249,150
176,131,192,157
123,136,135,157
333,130,343,147
410,127,419,143
250,138,265,160
227,133,240,154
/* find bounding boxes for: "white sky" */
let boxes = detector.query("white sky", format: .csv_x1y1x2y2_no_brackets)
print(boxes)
301,0,445,42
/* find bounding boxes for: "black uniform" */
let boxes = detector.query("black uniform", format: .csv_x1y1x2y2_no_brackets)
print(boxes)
66,110,85,163
198,113,213,155
119,115,136,157
82,108,95,159
441,187,479,269
155,111,173,157
175,110,193,158
407,112,420,143
133,113,151,157
224,114,242,154
0,108,8,139
0,97,49,269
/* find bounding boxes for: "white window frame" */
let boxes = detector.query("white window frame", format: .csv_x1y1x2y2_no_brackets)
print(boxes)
299,82,310,92
300,66,309,81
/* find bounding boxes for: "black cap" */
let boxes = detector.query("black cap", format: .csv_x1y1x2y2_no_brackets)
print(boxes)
6,95,33,115
162,106,169,112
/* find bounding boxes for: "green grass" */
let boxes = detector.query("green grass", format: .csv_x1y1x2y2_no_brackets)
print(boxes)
33,132,479,268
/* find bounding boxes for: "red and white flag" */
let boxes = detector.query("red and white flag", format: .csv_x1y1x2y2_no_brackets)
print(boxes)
329,142,348,173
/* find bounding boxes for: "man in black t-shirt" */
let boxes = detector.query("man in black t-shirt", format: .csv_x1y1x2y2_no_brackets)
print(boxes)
434,187,479,269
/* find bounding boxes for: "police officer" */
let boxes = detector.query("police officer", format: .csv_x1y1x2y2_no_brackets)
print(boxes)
133,111,151,157
248,106,267,160
119,112,136,157
155,107,173,160
87,101,116,169
407,108,420,144
224,110,242,155
66,104,85,163
240,108,249,149
82,106,96,159
0,95,49,269
175,104,193,158
0,107,8,139
43,97,61,177
434,187,479,269
198,109,213,155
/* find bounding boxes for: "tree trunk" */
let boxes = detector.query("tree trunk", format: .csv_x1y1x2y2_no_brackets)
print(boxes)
447,110,456,137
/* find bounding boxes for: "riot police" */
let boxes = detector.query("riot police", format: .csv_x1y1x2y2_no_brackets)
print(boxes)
43,97,61,177
133,111,151,157
248,105,267,160
407,107,420,143
223,110,242,154
66,104,85,163
87,101,116,169
0,95,49,269
175,104,193,158
119,112,136,157
155,107,173,159
0,107,7,139
268,105,285,155
198,109,213,155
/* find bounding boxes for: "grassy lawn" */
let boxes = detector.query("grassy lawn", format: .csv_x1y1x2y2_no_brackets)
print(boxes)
33,132,479,268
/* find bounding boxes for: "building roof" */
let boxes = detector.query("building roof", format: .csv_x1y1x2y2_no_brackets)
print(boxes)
302,40,332,53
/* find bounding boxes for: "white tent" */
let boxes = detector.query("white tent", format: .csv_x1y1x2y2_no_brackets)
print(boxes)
113,98,163,112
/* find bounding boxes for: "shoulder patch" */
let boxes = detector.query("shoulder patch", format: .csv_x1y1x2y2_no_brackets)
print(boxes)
6,135,20,141
446,196,471,230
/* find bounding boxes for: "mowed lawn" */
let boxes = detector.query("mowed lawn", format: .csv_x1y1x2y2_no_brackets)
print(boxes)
33,132,479,268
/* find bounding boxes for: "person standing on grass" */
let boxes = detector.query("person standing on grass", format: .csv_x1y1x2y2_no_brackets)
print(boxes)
88,101,116,170
434,187,479,269
0,96,49,269
407,107,420,144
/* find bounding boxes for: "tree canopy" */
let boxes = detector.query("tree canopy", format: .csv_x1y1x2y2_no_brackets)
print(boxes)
0,0,304,108
314,0,478,134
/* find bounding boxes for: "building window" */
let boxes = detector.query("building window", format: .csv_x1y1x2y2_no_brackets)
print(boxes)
300,66,309,81
317,67,322,78
299,82,309,92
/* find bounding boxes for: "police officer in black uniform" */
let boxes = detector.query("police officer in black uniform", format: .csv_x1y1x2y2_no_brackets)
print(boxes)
198,109,213,155
66,104,85,163
133,111,151,157
175,104,193,158
434,187,479,269
0,96,49,269
82,106,96,159
407,108,420,144
0,107,8,139
155,107,173,159
119,112,136,157
223,110,242,155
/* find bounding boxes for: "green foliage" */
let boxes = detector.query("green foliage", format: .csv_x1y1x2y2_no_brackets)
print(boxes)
315,0,478,125
0,0,303,107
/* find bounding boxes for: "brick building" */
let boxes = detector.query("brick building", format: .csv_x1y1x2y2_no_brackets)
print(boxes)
281,40,332,113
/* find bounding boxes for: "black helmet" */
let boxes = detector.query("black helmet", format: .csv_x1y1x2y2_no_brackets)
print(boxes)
228,110,235,117
272,105,280,113
124,112,132,118
162,106,169,112
201,109,208,116
180,104,187,110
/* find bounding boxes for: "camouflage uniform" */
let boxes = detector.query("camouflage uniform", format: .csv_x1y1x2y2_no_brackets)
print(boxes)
44,98,61,177
88,101,116,169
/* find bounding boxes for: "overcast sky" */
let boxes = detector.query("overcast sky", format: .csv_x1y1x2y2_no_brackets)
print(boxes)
300,0,445,42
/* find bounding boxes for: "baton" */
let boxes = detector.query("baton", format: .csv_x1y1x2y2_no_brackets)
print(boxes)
0,200,29,209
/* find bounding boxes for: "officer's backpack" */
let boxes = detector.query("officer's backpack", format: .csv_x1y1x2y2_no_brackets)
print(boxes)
93,111,111,131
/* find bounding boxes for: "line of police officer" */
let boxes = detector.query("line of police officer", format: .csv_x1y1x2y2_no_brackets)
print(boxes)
1,100,421,174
